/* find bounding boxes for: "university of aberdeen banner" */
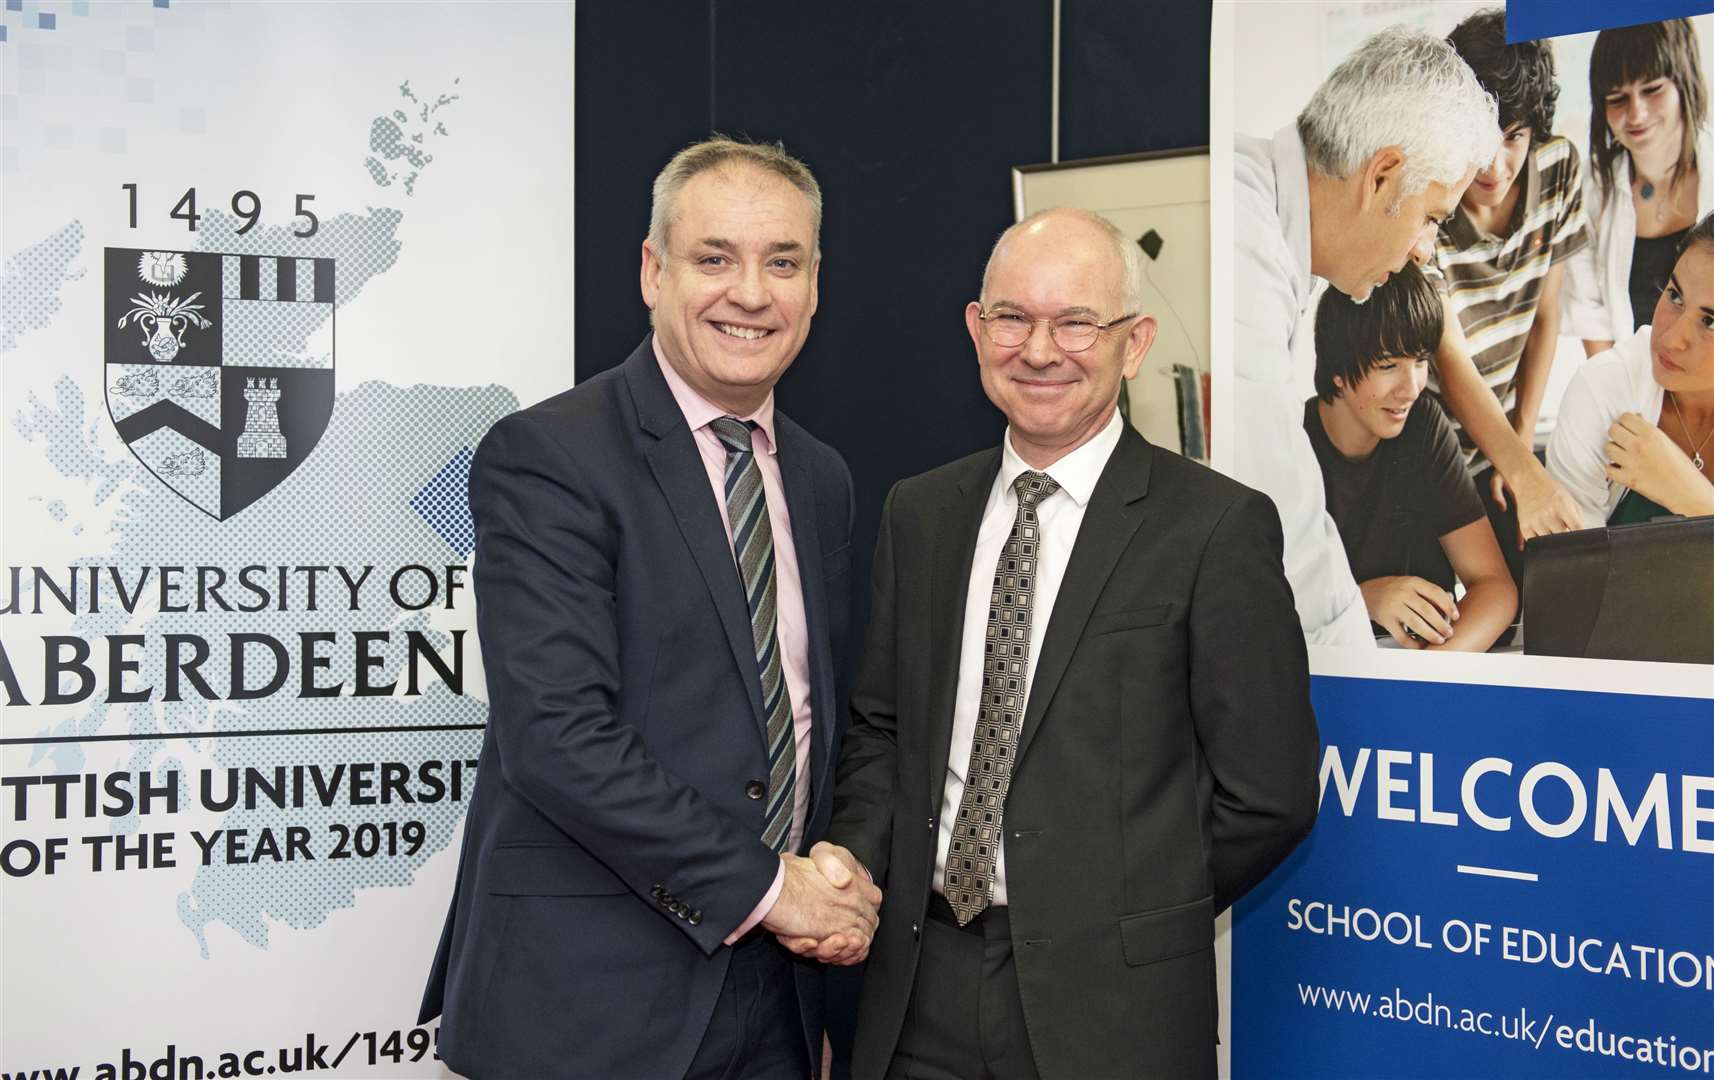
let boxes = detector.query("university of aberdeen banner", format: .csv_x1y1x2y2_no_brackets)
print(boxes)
1,3,573,1075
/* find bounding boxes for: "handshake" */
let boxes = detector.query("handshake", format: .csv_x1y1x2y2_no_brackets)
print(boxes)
760,841,883,965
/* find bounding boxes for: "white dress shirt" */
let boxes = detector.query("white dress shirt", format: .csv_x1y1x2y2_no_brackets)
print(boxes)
653,339,811,941
1233,126,1374,646
934,409,1123,905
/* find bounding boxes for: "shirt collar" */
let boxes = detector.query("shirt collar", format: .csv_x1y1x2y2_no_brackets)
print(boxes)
1273,124,1314,300
652,334,778,455
998,407,1124,508
1445,140,1542,247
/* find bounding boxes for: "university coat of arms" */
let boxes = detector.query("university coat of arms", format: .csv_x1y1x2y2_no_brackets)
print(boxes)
104,247,336,520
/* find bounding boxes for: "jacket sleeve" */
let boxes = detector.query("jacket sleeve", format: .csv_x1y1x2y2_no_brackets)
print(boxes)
827,482,902,885
469,413,778,954
1561,173,1614,342
1187,488,1320,913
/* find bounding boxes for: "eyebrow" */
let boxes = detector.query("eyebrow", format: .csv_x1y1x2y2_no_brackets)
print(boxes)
693,237,807,256
986,300,1104,318
1668,273,1714,318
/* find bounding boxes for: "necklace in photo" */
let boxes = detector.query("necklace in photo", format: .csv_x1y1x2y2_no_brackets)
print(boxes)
1668,391,1713,471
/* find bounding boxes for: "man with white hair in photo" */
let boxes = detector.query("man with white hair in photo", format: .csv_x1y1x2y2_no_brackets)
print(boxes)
1234,26,1500,644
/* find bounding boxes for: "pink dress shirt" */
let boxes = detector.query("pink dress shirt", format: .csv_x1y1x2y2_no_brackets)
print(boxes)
653,340,811,942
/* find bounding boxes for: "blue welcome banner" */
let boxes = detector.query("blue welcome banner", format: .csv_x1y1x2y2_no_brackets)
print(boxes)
1506,0,1714,42
1232,676,1714,1078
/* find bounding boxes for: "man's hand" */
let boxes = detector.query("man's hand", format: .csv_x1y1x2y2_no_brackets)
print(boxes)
1501,464,1582,544
1361,575,1458,648
1606,411,1714,515
762,842,880,966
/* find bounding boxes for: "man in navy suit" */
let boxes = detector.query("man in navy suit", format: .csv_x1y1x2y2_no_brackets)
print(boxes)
420,136,879,1079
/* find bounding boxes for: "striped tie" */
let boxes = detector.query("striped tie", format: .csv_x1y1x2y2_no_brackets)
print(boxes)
710,417,797,853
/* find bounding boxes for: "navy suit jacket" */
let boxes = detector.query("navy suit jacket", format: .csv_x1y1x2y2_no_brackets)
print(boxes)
420,336,855,1079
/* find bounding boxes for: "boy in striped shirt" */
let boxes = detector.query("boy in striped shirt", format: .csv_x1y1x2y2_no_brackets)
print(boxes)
1430,8,1589,586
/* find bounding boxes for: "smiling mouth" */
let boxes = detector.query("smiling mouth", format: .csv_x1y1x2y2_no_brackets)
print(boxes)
714,322,772,341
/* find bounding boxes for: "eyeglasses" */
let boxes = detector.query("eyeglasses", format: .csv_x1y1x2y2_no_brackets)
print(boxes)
976,306,1138,352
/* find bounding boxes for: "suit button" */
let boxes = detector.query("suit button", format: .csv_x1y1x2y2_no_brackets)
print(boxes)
745,780,766,800
650,885,665,899
911,922,920,939
928,817,935,830
658,894,673,908
689,910,703,926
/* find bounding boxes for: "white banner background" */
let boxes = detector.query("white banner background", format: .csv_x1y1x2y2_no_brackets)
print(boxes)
2,2,574,1074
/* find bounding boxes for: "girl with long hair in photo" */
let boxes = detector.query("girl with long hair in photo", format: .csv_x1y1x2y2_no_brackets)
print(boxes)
1565,19,1714,354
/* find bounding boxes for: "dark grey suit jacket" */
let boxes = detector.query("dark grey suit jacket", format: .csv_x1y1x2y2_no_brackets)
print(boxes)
420,336,854,1079
829,426,1317,1080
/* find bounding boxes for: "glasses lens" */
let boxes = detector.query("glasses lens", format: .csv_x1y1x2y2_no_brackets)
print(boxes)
985,313,1031,346
1051,320,1099,351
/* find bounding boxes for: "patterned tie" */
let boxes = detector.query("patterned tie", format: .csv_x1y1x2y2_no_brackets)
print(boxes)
945,470,1060,925
709,417,797,853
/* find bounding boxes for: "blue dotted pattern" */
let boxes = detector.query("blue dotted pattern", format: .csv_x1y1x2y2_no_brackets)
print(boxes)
15,377,516,955
1,220,82,353
410,446,476,559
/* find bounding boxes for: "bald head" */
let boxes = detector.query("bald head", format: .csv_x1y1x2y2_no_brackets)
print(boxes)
980,207,1146,315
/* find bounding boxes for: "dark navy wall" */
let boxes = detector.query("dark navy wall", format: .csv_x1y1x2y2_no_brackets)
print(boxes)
573,5,1210,1071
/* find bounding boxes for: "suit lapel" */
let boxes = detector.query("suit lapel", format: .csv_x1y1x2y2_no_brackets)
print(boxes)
924,449,1001,811
775,425,838,825
625,339,768,740
1016,428,1154,764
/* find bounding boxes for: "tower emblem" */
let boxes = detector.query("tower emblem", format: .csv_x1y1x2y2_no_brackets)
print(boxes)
237,377,289,459
103,246,336,520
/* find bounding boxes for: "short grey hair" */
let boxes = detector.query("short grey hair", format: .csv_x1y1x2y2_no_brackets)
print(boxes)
646,135,822,259
1298,26,1500,197
980,207,1147,315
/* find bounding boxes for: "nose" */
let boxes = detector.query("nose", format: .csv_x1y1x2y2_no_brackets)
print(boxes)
1658,301,1690,350
1409,363,1429,395
726,262,771,311
1626,94,1647,126
1020,318,1059,366
1410,227,1437,266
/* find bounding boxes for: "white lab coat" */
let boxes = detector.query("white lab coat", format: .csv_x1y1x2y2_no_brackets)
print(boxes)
1233,126,1375,646
1562,128,1714,344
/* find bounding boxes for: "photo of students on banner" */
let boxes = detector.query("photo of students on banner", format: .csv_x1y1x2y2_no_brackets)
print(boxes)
1229,3,1714,662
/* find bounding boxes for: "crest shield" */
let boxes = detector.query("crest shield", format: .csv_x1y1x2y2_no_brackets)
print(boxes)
104,247,336,520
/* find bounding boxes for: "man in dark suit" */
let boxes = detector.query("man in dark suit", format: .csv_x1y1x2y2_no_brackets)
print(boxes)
420,137,880,1079
816,208,1319,1079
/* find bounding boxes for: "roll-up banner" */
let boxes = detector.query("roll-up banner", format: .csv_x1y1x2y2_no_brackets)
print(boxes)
1212,1,1714,1075
2,3,573,1075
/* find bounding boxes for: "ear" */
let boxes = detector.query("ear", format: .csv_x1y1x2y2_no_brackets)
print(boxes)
640,239,663,309
965,301,985,354
1330,374,1348,397
808,254,821,318
1120,315,1158,380
1360,146,1408,214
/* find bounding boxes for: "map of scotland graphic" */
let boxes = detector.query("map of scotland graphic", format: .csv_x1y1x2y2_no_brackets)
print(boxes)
104,247,336,521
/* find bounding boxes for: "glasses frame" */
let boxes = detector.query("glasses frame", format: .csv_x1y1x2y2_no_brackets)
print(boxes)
975,305,1139,353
